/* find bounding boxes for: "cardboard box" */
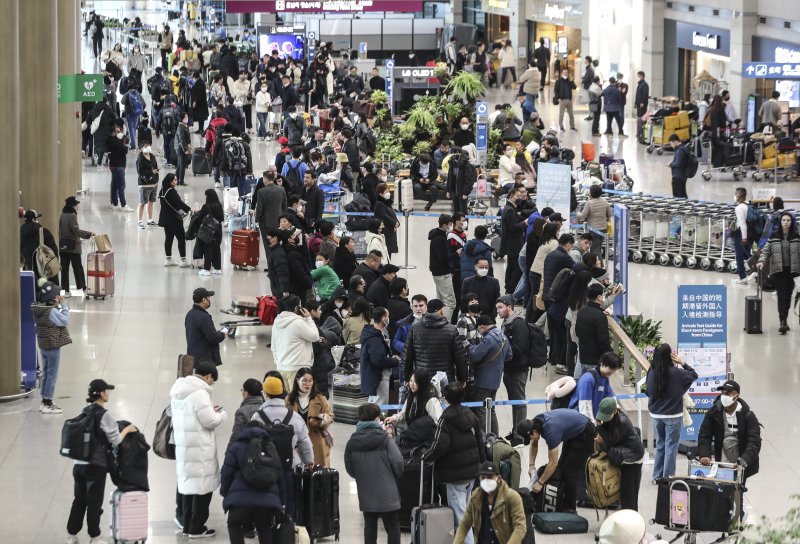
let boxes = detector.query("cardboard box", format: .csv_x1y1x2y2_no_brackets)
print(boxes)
677,110,690,129
761,157,777,170
664,115,680,132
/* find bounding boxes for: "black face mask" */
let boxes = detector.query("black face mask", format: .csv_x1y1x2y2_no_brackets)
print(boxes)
468,303,481,313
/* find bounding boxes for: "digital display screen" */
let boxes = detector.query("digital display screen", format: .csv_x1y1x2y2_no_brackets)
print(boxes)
259,33,305,60
557,36,568,54
775,80,800,108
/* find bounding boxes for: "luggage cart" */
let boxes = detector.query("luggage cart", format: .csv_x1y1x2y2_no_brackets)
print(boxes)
643,206,673,265
700,129,752,181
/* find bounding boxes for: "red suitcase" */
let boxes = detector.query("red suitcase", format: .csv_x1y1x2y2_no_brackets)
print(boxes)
230,229,259,269
87,251,115,299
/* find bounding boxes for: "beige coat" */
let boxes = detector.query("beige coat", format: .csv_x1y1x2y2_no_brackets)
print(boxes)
287,393,334,467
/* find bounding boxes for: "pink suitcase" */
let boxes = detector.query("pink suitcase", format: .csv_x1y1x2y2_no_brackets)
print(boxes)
86,250,115,299
111,489,148,542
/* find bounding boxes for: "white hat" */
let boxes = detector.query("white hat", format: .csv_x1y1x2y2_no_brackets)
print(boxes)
597,509,646,544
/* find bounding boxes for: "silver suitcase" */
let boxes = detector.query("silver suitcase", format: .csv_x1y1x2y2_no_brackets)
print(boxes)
411,462,455,544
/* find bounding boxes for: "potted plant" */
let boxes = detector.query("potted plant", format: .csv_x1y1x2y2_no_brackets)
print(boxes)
617,316,663,383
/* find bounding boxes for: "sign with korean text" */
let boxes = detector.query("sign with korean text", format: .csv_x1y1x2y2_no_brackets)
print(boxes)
58,74,104,103
743,62,800,79
227,1,423,13
385,59,394,115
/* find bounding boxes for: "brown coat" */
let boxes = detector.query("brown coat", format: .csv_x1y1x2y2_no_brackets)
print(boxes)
287,393,334,467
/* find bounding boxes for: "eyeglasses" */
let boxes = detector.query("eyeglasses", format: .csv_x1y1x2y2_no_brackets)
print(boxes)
298,378,314,384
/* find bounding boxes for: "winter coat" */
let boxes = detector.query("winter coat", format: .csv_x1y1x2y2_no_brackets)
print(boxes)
577,196,612,232
531,239,557,275
343,315,369,346
158,187,191,231
461,275,501,317
266,244,292,296
332,246,358,284
454,479,527,544
251,398,314,466
366,276,392,308
191,78,209,121
255,184,287,231
555,77,576,101
185,304,224,366
313,317,340,395
20,222,58,272
285,245,313,296
286,394,334,467
283,116,305,147
500,202,525,256
446,156,477,199
501,313,530,374
344,423,405,512
108,134,128,167
429,227,451,276
424,404,485,483
58,208,93,255
228,396,264,446
499,46,516,68
360,324,398,396
697,397,761,479
669,144,691,182
170,375,227,495
402,313,469,383
596,410,645,467
601,84,623,113
301,184,325,231
365,232,389,262
386,296,412,342
759,232,800,277
468,326,512,390
220,426,284,511
646,364,698,417
30,302,72,350
461,239,494,280
410,156,439,184
110,421,150,492
352,262,380,291
518,67,541,95
635,80,650,115
542,246,574,304
159,30,173,50
255,90,272,113
494,112,523,141
218,52,239,79
373,197,399,254
574,301,611,367
271,311,319,373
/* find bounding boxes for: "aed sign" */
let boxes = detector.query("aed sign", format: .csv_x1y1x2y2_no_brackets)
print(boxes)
58,74,103,103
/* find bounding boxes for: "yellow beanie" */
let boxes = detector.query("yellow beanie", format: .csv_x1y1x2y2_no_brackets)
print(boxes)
263,376,284,396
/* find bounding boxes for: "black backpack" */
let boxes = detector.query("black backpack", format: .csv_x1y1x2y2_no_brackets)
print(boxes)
242,432,283,489
548,268,575,303
224,138,248,172
527,322,547,369
161,107,179,135
683,147,699,179
258,409,296,470
60,405,102,461
284,160,304,187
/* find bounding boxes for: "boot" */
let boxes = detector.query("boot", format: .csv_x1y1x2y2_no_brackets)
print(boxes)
779,320,789,334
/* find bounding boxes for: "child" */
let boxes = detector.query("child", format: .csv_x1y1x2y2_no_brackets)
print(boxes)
30,279,72,414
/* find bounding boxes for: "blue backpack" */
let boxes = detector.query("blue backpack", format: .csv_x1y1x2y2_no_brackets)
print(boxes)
127,90,144,117
746,204,767,242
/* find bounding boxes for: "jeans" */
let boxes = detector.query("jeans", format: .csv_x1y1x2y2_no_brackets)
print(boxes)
110,167,127,207
446,481,474,544
182,492,213,535
732,230,751,280
67,464,107,538
40,348,61,400
164,224,187,258
620,463,643,511
467,386,498,435
227,507,279,544
653,416,683,480
363,510,400,544
590,232,605,257
176,151,188,184
558,99,575,129
773,271,795,321
163,133,174,164
512,254,529,302
503,370,528,432
500,66,517,86
126,115,139,149
558,421,596,511
92,38,103,58
433,274,456,322
213,164,221,184
504,253,521,294
257,112,268,138
61,252,86,291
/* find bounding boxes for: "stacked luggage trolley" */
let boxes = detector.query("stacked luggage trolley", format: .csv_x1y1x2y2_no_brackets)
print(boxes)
653,458,745,543
699,129,762,181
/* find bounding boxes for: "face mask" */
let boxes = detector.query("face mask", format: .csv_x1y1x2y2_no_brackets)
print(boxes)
476,268,489,277
720,395,737,408
116,132,124,139
315,260,325,268
143,146,152,154
261,87,267,92
291,113,297,119
335,300,344,308
562,75,568,79
468,303,481,313
382,192,391,200
506,150,514,156
270,67,276,72
382,317,390,326
460,124,469,130
480,479,498,493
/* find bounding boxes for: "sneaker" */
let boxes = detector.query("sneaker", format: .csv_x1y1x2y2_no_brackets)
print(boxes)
41,403,63,414
188,529,216,539
555,364,570,375
174,517,184,530
65,535,79,544
179,258,190,268
198,269,211,277
147,220,156,225
64,291,72,298
164,258,178,267
120,206,135,212
138,221,145,230
214,182,222,189
88,537,108,544
733,278,748,285
108,205,118,211
570,127,578,132
212,269,222,276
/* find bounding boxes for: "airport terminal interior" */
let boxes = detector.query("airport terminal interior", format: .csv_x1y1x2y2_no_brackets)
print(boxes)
3,0,800,543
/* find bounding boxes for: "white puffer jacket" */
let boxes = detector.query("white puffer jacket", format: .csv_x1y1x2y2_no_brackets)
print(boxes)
170,375,227,495
271,312,319,373
255,90,272,113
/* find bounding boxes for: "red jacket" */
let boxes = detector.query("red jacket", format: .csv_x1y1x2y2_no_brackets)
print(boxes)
204,116,228,155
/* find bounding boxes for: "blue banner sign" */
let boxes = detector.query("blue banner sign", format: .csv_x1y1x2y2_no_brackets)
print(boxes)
385,59,394,115
743,62,800,79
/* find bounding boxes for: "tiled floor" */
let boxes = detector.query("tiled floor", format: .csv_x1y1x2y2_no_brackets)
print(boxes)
3,28,800,544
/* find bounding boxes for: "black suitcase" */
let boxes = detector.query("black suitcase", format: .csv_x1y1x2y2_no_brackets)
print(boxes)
654,477,738,532
192,148,211,175
745,272,762,334
532,512,588,534
397,450,436,531
294,466,340,541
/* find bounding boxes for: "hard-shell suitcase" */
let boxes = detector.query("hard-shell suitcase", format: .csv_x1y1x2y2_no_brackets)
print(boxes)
411,462,455,544
111,489,149,542
532,512,588,534
745,271,763,334
230,229,259,269
86,250,115,299
191,148,211,175
294,466,340,541
398,450,433,530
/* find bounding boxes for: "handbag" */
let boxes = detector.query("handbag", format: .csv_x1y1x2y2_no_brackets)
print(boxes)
161,188,189,220
197,215,220,245
552,95,560,106
535,278,546,311
59,237,76,252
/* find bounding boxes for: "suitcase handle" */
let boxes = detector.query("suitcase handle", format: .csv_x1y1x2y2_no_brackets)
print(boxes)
418,460,435,505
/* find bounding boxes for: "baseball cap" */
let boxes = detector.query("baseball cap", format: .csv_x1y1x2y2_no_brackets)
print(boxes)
427,299,445,313
65,196,81,208
516,419,537,445
549,212,564,222
37,280,61,303
476,315,495,327
716,380,740,394
24,209,42,221
88,379,115,394
496,294,515,307
192,287,215,303
595,397,619,422
278,136,289,145
478,461,501,476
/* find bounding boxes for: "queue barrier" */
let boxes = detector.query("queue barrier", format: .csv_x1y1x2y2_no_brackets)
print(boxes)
378,392,647,412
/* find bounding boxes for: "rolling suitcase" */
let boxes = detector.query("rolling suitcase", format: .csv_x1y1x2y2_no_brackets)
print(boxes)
531,512,588,534
744,271,763,334
111,489,149,543
230,229,259,269
86,250,115,299
654,477,738,532
231,295,259,316
411,462,455,544
177,354,194,378
294,466,340,541
191,148,211,175
398,450,433,530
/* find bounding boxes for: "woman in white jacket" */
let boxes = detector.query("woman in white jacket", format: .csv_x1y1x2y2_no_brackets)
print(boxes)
254,83,272,140
270,295,321,387
498,144,517,190
365,219,390,263
498,39,517,89
169,361,227,538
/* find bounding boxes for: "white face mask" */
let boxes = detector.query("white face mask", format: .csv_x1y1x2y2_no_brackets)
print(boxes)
476,268,489,277
720,394,737,408
460,124,469,130
341,309,351,318
506,150,514,156
480,479,498,493
334,300,344,308
116,132,124,140
291,113,297,119
261,87,267,92
315,260,325,268
382,192,391,200
143,146,152,154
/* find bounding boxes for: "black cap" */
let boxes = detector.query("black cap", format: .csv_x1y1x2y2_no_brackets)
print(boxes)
427,299,445,313
717,380,740,393
496,295,515,307
516,419,537,445
193,287,215,303
549,212,564,222
478,461,501,475
88,379,115,394
476,315,495,327
24,209,42,221
65,196,81,208
382,264,400,275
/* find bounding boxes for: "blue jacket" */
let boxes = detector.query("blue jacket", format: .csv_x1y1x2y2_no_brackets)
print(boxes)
360,324,398,396
646,364,698,417
669,144,690,182
568,367,614,418
601,85,623,113
468,327,512,390
220,426,285,512
460,238,494,280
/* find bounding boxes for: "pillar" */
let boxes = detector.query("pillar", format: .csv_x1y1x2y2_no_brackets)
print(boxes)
729,0,758,119
0,0,21,396
640,0,666,98
19,0,60,229
508,0,529,73
58,0,82,198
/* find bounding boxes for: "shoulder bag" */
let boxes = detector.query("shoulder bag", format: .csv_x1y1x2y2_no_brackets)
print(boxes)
161,188,189,220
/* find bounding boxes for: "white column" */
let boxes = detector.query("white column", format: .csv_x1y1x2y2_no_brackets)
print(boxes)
729,0,758,117
640,0,666,97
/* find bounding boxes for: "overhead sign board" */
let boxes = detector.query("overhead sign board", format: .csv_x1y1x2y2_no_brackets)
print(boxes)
58,74,103,103
227,1,423,13
743,62,800,79
675,21,730,57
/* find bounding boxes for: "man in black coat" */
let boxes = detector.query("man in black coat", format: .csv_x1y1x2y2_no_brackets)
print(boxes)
461,257,501,318
402,299,469,385
385,278,412,342
185,288,226,366
366,264,400,309
543,234,576,369
634,71,650,118
341,128,361,187
410,154,443,210
574,284,611,375
698,380,762,483
668,133,691,198
300,171,325,233
532,38,550,90
266,229,291,298
500,186,528,294
352,252,382,291
446,150,476,215
497,295,530,443
218,45,240,81
429,214,457,321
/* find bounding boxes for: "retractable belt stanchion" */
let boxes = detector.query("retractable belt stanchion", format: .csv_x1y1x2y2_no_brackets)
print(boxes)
399,210,417,270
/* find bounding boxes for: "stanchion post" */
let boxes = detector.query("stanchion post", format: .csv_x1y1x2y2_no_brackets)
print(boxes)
398,210,417,270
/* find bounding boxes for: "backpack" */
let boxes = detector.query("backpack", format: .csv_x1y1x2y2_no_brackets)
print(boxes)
197,214,221,245
284,160,304,187
224,138,248,172
159,78,172,97
152,406,176,460
242,432,283,489
585,451,621,508
683,148,699,178
548,268,575,303
258,409,296,470
515,487,538,544
34,228,60,278
160,107,178,135
746,204,768,242
527,322,547,369
60,405,101,461
127,90,144,116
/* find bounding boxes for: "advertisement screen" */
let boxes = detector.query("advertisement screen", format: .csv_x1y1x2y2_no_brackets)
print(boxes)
776,80,800,108
259,34,305,60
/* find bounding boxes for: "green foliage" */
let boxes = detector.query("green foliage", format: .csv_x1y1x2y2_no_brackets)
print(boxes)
412,140,432,156
371,90,388,107
744,495,800,543
442,100,466,124
443,71,487,102
486,128,503,168
618,316,663,349
374,132,405,164
406,107,437,134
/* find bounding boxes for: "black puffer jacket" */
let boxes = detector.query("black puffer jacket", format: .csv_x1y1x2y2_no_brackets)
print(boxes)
424,405,485,483
110,420,150,492
20,222,58,272
697,397,762,479
402,313,469,383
